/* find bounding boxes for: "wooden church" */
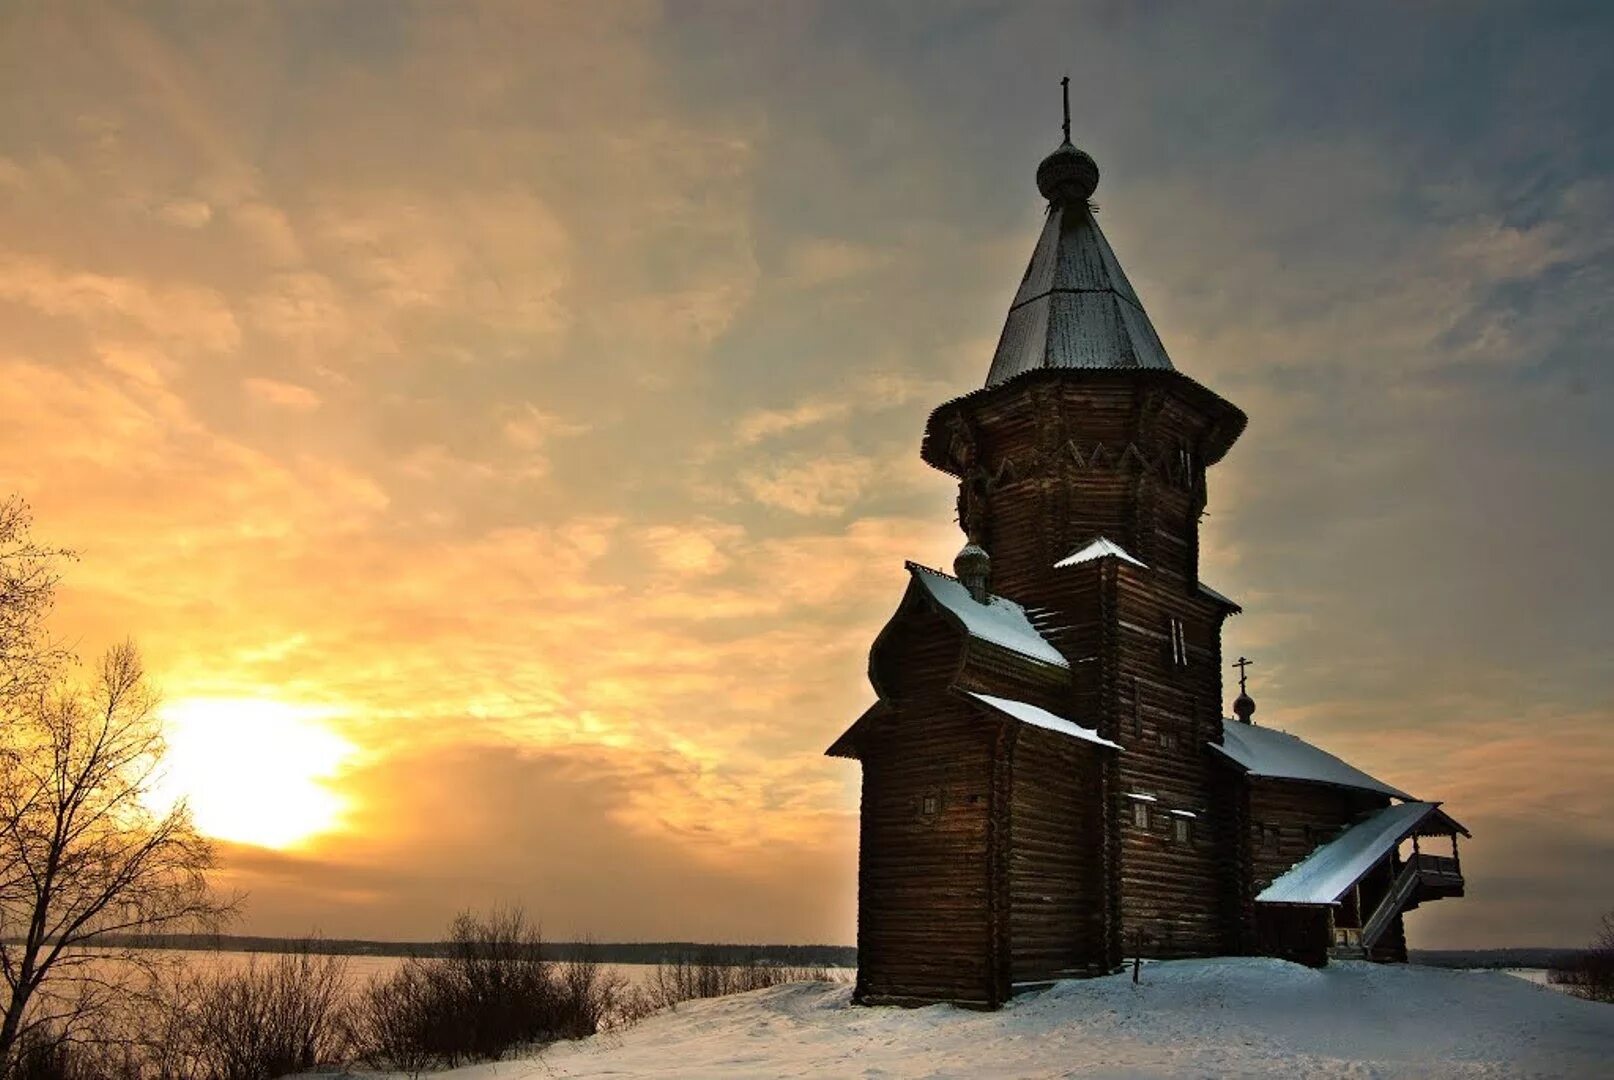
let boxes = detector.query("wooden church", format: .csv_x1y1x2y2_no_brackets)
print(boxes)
826,94,1470,1008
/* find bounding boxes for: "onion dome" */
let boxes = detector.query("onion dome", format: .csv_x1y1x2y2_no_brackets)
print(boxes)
1232,690,1256,725
953,541,992,604
1036,140,1099,204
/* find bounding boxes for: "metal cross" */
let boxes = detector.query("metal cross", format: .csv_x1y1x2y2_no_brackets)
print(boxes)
1232,656,1253,695
1060,75,1071,144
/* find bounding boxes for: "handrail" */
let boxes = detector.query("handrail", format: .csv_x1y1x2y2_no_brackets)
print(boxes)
1361,860,1421,949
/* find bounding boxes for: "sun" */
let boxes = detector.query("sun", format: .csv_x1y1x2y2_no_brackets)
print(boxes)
154,698,357,850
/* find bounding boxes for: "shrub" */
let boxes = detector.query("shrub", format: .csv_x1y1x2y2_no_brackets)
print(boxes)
1549,912,1614,1004
349,908,630,1071
180,948,353,1079
642,950,832,1011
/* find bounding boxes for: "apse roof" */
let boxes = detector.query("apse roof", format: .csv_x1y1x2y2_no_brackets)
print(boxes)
1257,801,1469,905
967,692,1120,750
907,563,1068,669
1213,718,1413,800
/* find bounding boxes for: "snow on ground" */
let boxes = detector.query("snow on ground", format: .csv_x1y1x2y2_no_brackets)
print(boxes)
413,958,1614,1079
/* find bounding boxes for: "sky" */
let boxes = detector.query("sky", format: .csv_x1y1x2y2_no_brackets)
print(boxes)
0,1,1609,948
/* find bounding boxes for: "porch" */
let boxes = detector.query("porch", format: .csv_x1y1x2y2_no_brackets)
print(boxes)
1256,801,1470,964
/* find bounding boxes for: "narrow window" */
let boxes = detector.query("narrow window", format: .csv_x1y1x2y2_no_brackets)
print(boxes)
1132,801,1150,829
1177,441,1194,489
920,795,938,816
1168,618,1188,667
1131,676,1142,738
1174,816,1192,843
1158,728,1177,751
1261,823,1280,849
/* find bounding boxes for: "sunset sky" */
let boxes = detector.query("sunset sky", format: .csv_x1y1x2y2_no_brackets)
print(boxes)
1,2,1610,948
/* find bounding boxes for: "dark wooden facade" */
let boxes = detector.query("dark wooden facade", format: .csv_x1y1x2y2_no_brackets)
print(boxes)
827,131,1468,1007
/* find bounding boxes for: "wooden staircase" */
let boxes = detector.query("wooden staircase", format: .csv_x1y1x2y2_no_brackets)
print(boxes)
1357,854,1467,953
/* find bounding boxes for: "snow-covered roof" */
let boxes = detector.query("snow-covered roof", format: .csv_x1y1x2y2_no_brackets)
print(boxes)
1123,792,1158,803
1055,536,1147,570
1258,802,1450,905
967,692,1120,751
907,564,1068,669
1213,718,1412,800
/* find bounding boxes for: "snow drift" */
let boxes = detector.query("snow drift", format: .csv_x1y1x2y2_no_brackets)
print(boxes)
413,957,1614,1079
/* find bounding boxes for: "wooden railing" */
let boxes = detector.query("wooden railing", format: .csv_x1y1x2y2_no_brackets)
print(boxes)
1411,853,1460,877
1361,860,1422,949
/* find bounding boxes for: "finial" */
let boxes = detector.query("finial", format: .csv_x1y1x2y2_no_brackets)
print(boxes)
953,540,991,605
1036,77,1098,204
1231,656,1256,724
1060,75,1071,145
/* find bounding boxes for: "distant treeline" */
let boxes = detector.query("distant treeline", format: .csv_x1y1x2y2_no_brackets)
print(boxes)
1411,948,1582,970
86,933,859,967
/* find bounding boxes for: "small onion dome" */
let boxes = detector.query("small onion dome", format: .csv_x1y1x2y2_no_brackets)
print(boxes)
1036,141,1099,204
953,541,992,604
1232,690,1256,724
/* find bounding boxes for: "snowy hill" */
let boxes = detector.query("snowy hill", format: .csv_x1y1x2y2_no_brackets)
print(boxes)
421,958,1614,1079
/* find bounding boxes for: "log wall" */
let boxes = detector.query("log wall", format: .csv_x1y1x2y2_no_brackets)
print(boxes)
1005,724,1108,982
1246,780,1390,894
856,607,999,1006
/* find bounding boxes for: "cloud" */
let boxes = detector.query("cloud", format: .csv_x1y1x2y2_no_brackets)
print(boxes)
245,377,321,411
0,253,240,353
1,1,1608,950
739,454,879,516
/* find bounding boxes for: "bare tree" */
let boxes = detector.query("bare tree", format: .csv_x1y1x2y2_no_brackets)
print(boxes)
0,500,69,704
1551,911,1614,1004
0,501,232,1071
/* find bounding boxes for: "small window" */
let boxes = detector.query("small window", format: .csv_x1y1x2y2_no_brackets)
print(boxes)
1168,618,1188,667
1158,728,1178,751
1174,816,1192,843
1132,801,1150,829
920,795,938,816
1177,442,1194,489
1261,823,1280,849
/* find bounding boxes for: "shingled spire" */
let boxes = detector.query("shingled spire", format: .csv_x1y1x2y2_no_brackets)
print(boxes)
985,86,1174,386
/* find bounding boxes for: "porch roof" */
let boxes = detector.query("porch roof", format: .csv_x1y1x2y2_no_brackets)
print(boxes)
1257,801,1470,906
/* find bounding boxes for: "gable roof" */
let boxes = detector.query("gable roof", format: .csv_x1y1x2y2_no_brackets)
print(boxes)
1054,536,1147,569
1213,718,1412,800
986,203,1174,387
967,692,1120,751
1257,801,1470,905
906,563,1068,669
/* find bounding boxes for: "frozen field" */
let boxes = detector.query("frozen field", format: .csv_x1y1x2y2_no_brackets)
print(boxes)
395,957,1614,1079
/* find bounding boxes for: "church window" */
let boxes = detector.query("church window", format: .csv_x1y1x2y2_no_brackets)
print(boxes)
920,795,938,816
1174,816,1192,843
1133,801,1149,829
1158,728,1178,751
1168,618,1188,667
1177,441,1194,488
